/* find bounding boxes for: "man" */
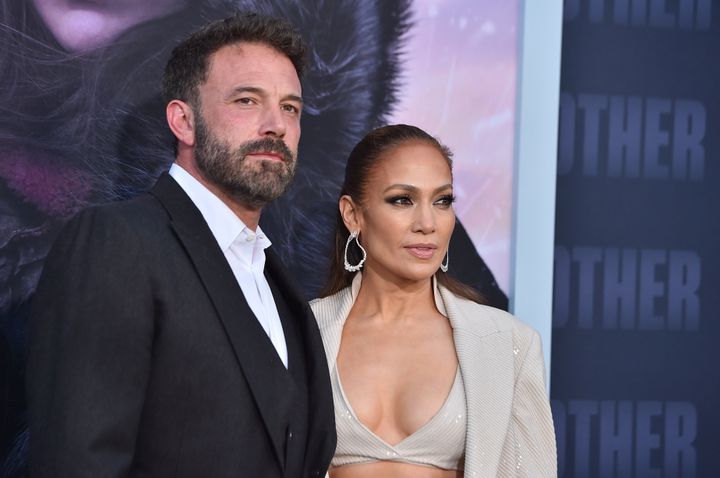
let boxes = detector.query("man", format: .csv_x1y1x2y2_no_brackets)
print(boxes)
26,13,335,478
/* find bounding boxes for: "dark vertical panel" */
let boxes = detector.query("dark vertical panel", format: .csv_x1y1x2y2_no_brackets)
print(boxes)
551,1,720,476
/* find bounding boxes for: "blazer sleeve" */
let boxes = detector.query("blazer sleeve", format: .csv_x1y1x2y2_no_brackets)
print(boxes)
500,328,557,477
27,206,154,478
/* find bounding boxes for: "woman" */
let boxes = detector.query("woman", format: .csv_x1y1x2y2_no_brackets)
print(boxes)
311,124,556,478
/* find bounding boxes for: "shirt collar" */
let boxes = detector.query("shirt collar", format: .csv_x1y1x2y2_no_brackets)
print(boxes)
168,163,271,252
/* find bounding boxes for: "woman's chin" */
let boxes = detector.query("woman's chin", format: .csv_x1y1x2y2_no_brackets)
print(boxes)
389,264,441,284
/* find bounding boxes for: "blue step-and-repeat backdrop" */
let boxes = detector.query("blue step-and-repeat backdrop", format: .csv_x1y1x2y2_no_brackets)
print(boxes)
551,1,719,477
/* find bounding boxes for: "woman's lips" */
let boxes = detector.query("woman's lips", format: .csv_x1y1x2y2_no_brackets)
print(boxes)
405,245,437,260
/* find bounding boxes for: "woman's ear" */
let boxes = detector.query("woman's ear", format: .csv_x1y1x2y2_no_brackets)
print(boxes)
339,195,362,232
166,99,195,147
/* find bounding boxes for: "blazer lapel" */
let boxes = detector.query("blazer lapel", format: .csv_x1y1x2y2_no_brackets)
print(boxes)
150,173,291,469
264,251,337,473
312,274,359,373
439,286,514,477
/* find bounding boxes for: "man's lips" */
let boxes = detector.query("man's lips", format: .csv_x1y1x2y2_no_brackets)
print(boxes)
245,151,285,162
405,244,437,260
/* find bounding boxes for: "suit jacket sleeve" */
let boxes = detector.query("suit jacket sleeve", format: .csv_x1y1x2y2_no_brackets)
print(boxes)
500,328,557,477
27,206,154,477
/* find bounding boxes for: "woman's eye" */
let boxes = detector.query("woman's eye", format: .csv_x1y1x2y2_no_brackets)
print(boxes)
387,195,413,205
435,195,456,207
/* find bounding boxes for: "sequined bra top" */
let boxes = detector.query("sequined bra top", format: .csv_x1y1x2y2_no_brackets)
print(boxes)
330,365,467,471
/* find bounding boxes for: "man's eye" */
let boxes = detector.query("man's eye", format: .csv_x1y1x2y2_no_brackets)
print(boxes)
282,104,300,114
236,97,255,104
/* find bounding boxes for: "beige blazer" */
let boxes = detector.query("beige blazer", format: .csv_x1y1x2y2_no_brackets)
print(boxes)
310,274,557,478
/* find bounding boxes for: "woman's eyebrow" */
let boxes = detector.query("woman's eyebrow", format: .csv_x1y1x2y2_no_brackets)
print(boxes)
383,183,452,193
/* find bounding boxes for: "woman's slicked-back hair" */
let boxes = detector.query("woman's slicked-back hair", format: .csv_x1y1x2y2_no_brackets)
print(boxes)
161,12,307,107
320,124,483,303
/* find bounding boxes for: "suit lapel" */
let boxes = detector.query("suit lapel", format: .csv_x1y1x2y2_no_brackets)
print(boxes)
439,287,514,477
265,251,337,473
150,173,290,469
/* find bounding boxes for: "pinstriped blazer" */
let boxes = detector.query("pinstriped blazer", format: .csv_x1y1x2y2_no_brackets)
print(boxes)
310,273,557,478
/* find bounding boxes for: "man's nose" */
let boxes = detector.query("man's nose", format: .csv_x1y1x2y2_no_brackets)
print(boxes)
259,105,286,138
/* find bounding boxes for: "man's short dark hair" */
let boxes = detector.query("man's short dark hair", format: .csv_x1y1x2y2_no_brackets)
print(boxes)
162,13,307,107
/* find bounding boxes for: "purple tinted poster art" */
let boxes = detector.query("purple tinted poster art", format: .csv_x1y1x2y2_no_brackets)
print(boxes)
0,1,512,474
390,0,518,293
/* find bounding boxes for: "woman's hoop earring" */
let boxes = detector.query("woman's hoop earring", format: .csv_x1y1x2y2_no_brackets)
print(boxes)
344,230,367,272
440,248,449,273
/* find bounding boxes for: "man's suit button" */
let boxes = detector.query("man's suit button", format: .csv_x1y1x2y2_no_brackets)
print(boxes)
288,430,293,439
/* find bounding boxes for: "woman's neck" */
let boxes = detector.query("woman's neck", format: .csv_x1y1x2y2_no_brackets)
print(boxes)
352,269,437,322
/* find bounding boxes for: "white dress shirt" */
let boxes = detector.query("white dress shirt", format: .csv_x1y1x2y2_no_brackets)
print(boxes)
169,163,288,368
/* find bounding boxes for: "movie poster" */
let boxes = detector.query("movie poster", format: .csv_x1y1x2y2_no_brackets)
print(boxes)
0,1,519,474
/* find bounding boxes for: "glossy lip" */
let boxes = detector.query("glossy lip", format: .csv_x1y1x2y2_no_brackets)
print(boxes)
404,243,437,260
245,151,285,162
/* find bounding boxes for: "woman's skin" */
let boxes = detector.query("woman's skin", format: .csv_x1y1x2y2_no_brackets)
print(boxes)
32,0,188,51
332,141,462,478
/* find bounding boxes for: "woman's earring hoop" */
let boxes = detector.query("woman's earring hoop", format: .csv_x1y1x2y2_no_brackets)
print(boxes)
344,230,367,272
440,248,449,272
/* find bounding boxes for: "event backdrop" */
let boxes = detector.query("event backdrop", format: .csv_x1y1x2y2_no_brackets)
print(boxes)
0,1,519,475
390,0,518,292
551,1,719,476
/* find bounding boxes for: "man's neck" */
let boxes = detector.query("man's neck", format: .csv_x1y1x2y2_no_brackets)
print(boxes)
174,159,262,230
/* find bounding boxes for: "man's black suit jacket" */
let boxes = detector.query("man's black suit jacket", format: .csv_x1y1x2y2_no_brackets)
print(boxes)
26,174,336,477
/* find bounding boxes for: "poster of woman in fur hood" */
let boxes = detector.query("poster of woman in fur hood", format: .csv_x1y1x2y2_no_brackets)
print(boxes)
0,1,518,475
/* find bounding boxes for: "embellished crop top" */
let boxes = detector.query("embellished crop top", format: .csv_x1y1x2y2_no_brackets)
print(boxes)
330,364,467,470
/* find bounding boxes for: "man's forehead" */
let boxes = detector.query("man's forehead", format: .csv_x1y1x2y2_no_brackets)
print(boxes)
204,42,300,90
209,42,292,72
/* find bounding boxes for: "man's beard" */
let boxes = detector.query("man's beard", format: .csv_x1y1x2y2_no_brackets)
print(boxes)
193,113,297,209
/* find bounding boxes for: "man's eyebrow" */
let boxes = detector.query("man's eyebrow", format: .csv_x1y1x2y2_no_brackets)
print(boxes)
225,86,303,105
382,183,453,193
225,86,263,100
282,94,304,105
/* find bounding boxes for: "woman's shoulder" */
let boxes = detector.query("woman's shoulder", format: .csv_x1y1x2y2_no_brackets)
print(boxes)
309,287,354,330
441,287,538,341
308,288,347,313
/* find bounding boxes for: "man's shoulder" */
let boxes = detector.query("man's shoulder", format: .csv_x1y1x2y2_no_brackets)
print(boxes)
49,191,169,258
74,190,166,229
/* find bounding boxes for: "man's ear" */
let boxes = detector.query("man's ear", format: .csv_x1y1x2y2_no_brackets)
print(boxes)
166,99,195,147
339,195,362,232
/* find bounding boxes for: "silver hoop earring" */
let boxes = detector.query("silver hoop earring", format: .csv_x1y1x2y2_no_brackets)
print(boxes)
440,248,449,273
344,230,367,272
